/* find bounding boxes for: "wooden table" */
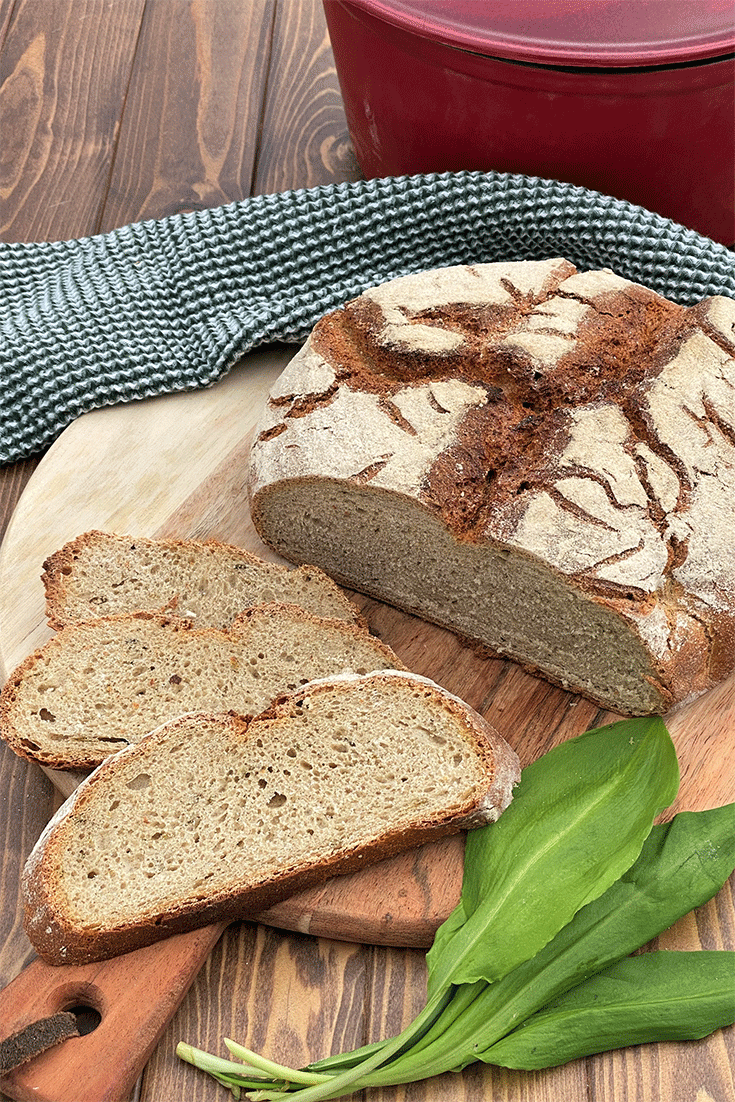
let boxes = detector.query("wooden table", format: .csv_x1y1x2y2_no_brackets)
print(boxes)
1,3,733,1101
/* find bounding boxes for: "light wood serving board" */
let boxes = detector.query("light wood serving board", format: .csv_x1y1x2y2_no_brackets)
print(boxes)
1,344,734,1102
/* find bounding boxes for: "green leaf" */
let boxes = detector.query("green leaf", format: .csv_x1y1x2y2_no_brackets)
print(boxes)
481,951,735,1070
426,717,679,991
359,802,735,1088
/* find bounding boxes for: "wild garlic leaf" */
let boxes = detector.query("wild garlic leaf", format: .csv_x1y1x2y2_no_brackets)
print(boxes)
481,951,735,1070
426,717,679,991
423,899,465,975
336,803,735,1090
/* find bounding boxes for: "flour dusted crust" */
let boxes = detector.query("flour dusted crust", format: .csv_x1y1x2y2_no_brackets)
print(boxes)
248,259,735,715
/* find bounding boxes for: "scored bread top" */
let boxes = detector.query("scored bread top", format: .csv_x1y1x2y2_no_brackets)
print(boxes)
248,259,735,713
0,603,405,771
22,670,520,965
42,530,361,629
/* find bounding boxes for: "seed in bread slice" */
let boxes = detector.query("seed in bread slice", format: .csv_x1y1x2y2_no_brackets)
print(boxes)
22,671,520,965
0,604,404,771
42,530,360,630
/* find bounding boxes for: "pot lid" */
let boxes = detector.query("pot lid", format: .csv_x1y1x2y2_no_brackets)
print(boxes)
345,0,735,66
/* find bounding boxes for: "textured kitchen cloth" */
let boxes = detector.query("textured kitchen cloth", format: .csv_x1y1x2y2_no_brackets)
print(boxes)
2,169,735,465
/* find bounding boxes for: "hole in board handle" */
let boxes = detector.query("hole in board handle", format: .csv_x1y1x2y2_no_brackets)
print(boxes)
63,1005,102,1036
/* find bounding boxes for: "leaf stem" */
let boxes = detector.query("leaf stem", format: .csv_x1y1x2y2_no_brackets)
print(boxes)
254,986,455,1102
223,1039,333,1086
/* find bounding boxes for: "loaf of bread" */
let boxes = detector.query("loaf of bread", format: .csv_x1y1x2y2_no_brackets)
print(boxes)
22,671,520,964
0,604,404,771
42,530,360,629
248,259,735,716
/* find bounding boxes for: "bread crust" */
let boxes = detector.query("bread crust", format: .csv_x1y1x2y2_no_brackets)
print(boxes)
248,261,735,715
22,674,520,964
0,605,405,771
42,530,362,630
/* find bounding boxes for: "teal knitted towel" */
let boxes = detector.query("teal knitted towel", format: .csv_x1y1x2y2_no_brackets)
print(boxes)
2,170,734,466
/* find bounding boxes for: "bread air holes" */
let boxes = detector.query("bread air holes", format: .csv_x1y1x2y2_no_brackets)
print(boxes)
413,726,446,746
126,773,151,790
38,708,56,722
267,793,287,809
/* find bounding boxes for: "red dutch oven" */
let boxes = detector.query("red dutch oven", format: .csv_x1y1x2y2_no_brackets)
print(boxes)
324,0,735,244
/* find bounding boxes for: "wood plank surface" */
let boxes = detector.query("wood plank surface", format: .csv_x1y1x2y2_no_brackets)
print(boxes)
253,0,360,192
100,0,275,227
0,0,146,242
0,3,733,1102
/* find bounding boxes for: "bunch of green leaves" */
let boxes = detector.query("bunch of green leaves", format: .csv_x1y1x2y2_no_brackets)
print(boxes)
177,717,735,1100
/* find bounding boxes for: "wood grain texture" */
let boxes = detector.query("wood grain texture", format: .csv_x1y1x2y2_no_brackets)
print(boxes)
0,743,54,988
100,0,275,227
254,0,361,191
1,2,733,1102
0,0,145,242
0,462,39,546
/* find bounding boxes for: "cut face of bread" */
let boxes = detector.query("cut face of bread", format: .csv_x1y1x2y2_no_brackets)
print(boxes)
0,604,404,771
248,481,675,715
42,531,360,630
248,260,735,716
22,672,520,964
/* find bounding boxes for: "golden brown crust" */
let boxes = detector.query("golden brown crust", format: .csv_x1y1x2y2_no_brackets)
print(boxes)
0,606,401,771
42,530,362,630
22,681,519,965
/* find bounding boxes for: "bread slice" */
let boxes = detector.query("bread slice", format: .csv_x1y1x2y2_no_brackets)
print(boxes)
0,604,404,771
248,260,735,716
22,671,520,964
42,530,360,630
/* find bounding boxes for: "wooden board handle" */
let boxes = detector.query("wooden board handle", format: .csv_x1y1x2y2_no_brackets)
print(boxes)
0,923,226,1102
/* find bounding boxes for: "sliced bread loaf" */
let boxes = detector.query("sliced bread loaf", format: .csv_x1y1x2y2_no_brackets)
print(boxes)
22,671,520,964
248,260,735,716
0,604,404,771
42,530,360,629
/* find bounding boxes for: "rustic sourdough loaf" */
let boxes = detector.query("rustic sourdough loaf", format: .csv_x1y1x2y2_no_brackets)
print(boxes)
22,671,520,964
0,604,404,771
42,530,360,629
248,259,735,716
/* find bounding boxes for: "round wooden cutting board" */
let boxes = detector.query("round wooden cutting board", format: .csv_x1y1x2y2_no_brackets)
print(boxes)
1,343,734,1102
2,342,735,945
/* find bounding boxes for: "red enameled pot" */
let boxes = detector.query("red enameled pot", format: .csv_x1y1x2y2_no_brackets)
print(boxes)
324,0,735,244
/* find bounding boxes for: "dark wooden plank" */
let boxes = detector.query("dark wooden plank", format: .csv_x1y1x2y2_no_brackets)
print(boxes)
142,923,370,1099
0,461,39,546
253,0,361,192
0,4,154,1099
0,746,54,990
0,0,146,242
0,1,15,46
99,0,276,229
